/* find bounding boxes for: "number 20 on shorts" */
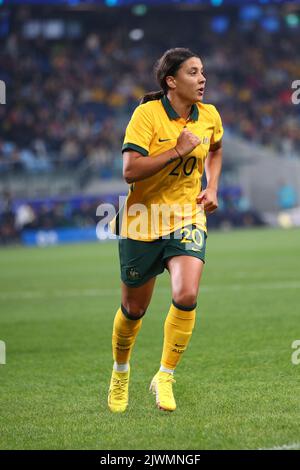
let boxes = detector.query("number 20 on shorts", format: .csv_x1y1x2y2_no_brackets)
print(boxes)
180,227,204,248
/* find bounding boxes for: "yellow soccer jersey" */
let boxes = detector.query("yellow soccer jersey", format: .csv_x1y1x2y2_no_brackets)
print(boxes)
114,95,223,241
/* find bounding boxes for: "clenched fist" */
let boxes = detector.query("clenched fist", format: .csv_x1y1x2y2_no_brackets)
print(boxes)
196,187,218,214
175,129,201,157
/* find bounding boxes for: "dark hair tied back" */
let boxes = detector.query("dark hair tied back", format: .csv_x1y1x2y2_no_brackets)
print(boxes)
140,90,164,104
140,48,199,104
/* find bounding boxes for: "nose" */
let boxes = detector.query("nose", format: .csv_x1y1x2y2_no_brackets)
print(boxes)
199,73,206,84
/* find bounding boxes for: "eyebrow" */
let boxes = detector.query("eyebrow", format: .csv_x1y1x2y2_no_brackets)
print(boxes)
188,66,204,72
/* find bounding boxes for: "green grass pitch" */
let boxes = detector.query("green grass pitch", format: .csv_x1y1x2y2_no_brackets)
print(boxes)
0,227,299,450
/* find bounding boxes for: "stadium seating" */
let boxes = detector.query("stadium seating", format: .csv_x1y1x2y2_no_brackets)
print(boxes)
1,5,299,176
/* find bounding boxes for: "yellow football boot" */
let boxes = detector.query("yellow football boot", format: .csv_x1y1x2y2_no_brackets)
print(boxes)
149,371,176,411
108,367,130,413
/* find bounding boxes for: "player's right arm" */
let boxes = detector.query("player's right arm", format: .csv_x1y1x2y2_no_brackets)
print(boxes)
123,130,199,183
123,107,200,185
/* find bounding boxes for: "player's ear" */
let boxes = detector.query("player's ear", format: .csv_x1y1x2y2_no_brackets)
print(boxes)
165,75,176,90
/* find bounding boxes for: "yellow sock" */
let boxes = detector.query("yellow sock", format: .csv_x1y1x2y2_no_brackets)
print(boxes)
112,305,143,364
161,300,196,370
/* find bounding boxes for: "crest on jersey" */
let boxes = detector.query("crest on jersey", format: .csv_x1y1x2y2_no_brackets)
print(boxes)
127,267,140,280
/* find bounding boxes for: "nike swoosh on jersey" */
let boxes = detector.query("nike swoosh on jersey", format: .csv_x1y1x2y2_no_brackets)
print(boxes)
158,138,173,142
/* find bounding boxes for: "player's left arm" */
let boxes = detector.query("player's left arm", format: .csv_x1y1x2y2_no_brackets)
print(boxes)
197,106,223,213
197,141,223,213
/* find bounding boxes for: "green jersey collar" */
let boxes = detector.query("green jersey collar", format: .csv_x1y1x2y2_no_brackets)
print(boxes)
161,95,199,121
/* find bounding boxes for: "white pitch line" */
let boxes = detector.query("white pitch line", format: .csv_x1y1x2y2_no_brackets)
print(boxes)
259,442,300,450
0,280,300,301
0,288,118,300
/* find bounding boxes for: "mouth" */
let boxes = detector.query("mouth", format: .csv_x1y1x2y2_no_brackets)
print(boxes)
197,87,205,96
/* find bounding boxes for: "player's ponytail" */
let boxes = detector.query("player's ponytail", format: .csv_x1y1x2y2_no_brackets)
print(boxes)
140,48,199,104
140,90,164,104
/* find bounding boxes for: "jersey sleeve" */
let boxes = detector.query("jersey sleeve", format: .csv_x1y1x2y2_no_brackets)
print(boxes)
122,105,154,156
210,106,224,146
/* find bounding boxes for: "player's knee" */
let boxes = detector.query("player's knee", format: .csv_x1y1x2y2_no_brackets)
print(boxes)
172,290,197,309
121,302,147,320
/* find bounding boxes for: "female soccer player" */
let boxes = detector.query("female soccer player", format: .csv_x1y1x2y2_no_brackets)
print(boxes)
108,48,223,412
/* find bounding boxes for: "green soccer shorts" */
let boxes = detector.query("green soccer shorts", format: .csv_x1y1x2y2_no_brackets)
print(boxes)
119,225,207,287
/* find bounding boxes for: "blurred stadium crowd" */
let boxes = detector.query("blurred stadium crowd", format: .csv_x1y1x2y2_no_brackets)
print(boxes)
1,5,300,176
0,190,102,243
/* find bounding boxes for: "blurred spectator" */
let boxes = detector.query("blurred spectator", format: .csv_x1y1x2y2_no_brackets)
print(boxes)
277,181,298,210
15,203,36,230
0,190,19,243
